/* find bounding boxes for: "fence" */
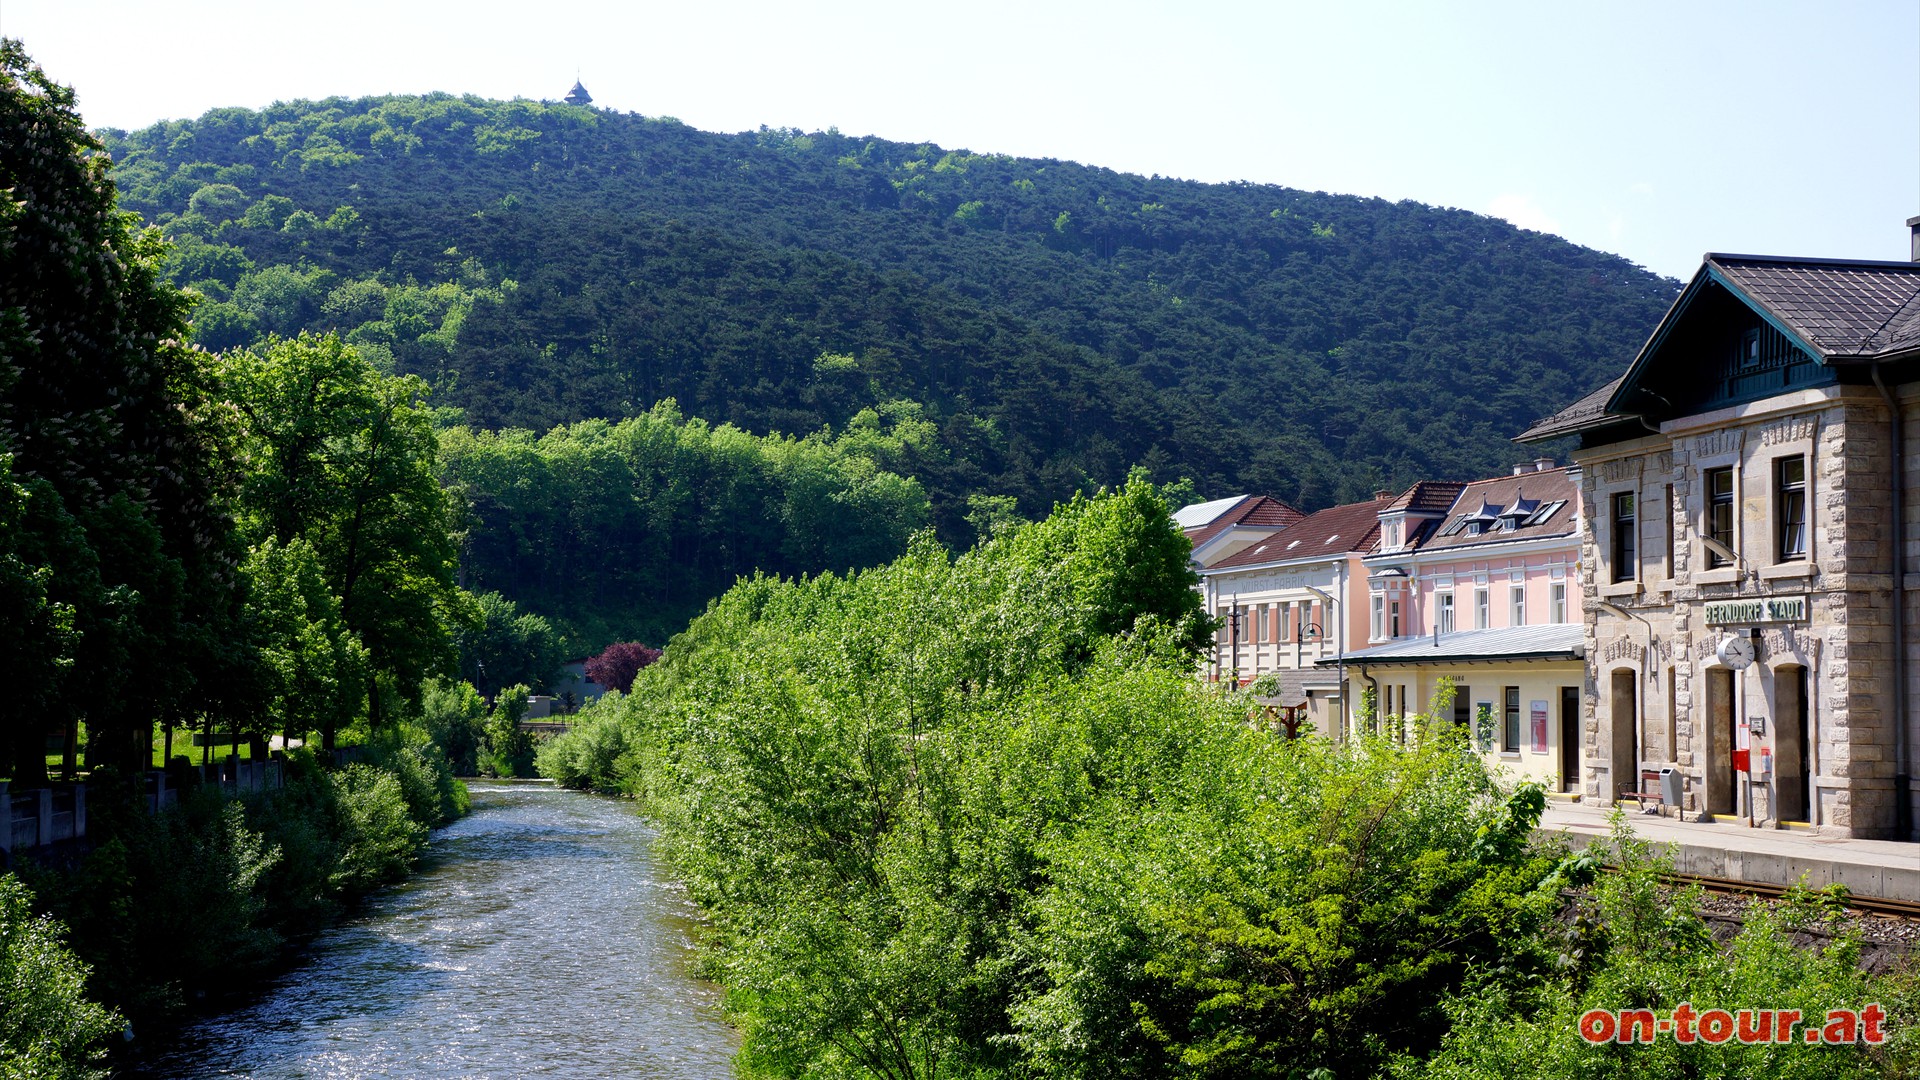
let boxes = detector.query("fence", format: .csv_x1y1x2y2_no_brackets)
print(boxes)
0,755,284,866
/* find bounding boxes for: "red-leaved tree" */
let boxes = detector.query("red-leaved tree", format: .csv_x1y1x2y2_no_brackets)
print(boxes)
584,642,662,694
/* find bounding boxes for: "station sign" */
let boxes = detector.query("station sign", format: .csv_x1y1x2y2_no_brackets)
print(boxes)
1703,595,1807,626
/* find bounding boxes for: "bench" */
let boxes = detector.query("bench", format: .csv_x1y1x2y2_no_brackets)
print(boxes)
1619,783,1667,814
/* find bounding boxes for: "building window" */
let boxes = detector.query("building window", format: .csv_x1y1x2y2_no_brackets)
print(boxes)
1437,592,1455,634
1389,599,1402,638
1370,595,1384,641
1663,484,1675,577
1610,491,1636,582
1706,466,1735,567
1253,603,1267,643
1509,584,1526,627
1280,601,1294,641
1452,685,1472,727
1503,685,1521,752
1551,581,1567,624
1776,455,1807,561
1475,588,1490,629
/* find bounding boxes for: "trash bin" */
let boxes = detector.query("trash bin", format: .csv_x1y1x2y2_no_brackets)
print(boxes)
1659,765,1682,809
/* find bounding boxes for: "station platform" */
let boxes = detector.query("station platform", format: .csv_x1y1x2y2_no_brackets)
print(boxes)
1537,799,1920,903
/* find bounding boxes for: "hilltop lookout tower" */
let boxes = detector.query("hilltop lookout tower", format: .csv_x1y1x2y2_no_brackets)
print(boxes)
564,79,592,106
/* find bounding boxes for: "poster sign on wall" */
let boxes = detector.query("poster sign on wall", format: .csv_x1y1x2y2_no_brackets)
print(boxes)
1530,699,1549,754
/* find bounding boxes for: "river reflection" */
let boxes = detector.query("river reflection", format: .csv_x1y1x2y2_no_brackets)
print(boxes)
130,782,737,1079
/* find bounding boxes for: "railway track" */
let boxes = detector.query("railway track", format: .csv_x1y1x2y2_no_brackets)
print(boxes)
1661,870,1920,922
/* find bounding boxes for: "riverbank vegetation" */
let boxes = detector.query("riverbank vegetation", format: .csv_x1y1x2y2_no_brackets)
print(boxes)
0,41,490,1074
542,478,1917,1079
0,873,121,1079
22,728,466,1011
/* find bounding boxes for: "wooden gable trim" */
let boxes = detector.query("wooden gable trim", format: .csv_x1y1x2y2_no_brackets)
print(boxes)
1606,265,1827,422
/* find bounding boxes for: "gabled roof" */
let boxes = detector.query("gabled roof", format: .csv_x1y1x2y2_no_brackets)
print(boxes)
1175,495,1251,530
1521,253,1920,443
1421,467,1577,553
1180,494,1305,553
1709,255,1920,359
1317,623,1586,667
1516,376,1623,442
1203,496,1386,572
1384,480,1467,516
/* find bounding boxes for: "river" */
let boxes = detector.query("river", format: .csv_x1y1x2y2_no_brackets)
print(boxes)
129,782,737,1078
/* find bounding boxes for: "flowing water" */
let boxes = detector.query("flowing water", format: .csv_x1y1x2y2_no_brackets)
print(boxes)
129,782,737,1079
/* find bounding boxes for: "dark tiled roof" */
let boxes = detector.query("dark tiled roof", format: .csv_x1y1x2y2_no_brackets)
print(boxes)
1521,254,1920,444
1247,668,1343,705
1419,467,1578,554
1709,255,1920,358
1317,624,1585,666
1203,496,1387,572
1516,376,1624,442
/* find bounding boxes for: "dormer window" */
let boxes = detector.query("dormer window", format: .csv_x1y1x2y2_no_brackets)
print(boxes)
1499,493,1539,531
1464,498,1502,536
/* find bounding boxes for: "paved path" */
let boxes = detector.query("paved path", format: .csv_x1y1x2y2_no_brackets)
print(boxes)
1538,799,1920,901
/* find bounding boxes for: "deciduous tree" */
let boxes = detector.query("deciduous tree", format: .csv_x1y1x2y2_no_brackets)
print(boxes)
221,333,472,742
0,38,241,777
583,641,660,695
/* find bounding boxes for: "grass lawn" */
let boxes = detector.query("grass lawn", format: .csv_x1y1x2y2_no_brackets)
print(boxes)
17,725,289,783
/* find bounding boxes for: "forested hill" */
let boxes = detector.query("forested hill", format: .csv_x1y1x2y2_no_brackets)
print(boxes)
99,94,1678,530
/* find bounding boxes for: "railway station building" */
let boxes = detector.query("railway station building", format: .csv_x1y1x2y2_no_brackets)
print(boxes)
1519,247,1920,841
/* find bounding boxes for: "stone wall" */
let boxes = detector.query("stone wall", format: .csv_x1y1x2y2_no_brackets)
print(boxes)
1575,389,1915,839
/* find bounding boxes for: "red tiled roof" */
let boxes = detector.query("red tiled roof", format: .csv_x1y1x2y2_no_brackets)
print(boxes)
1183,495,1304,551
1203,496,1387,571
1385,480,1468,516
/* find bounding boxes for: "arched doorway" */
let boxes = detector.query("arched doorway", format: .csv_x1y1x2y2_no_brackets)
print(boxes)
1609,669,1636,804
1773,664,1810,823
1704,667,1736,816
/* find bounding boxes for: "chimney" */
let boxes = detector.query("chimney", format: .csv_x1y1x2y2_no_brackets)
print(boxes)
1909,215,1920,262
1512,463,1527,475
1534,457,1554,472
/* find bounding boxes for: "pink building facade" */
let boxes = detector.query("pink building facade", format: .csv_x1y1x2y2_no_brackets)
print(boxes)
1195,496,1388,739
1333,462,1586,788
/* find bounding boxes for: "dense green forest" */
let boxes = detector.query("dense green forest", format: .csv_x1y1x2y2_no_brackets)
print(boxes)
98,91,1679,537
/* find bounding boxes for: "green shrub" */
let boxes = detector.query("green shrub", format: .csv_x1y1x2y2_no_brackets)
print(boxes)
578,477,1561,1078
369,724,469,825
418,677,487,775
0,874,121,1080
533,696,639,793
328,764,427,893
481,684,535,778
1393,819,1920,1080
246,753,344,933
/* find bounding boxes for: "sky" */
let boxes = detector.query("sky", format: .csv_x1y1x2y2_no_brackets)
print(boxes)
3,0,1916,281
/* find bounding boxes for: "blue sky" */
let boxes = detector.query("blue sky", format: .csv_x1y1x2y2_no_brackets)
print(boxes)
6,0,1916,280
